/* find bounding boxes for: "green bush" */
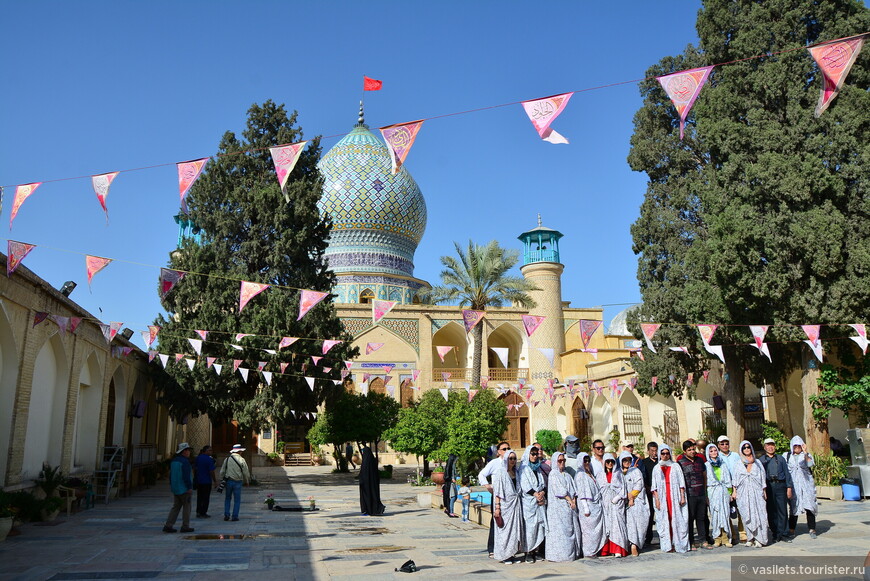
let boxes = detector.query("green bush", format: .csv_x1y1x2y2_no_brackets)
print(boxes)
812,452,848,487
535,430,563,455
7,491,41,522
760,421,790,453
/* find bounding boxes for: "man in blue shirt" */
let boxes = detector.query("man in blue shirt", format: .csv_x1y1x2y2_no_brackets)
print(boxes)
163,442,194,533
195,446,217,518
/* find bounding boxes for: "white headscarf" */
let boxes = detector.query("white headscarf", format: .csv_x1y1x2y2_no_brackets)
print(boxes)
739,440,756,464
551,451,566,472
618,450,634,472
602,452,617,472
502,449,518,474
706,443,721,466
577,452,593,475
658,444,674,466
790,436,806,454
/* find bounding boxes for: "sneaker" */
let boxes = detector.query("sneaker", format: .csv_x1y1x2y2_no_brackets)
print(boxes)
525,553,536,564
180,527,195,533
224,515,230,521
503,557,515,565
809,530,817,539
162,526,177,533
745,540,754,547
753,540,764,548
780,537,792,543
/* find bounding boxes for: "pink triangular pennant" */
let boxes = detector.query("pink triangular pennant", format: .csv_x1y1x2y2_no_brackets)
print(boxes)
233,359,242,372
366,342,384,355
441,371,451,381
33,312,49,327
9,183,41,229
91,171,119,223
749,325,769,349
298,289,328,321
462,310,485,333
159,268,186,297
480,376,489,389
239,281,269,313
269,141,307,201
148,350,158,363
280,362,289,373
257,361,267,372
802,324,821,346
579,319,602,350
640,323,661,353
809,36,865,116
279,336,298,350
363,372,371,382
702,370,710,382
657,66,714,139
521,314,545,337
206,356,216,369
195,329,208,341
175,353,185,362
69,317,82,333
7,240,36,276
412,369,420,381
379,120,424,174
304,376,315,391
468,389,478,403
435,345,454,363
145,325,160,348
99,322,123,344
687,372,694,386
86,255,112,287
311,356,322,366
372,299,397,324
384,375,393,386
697,324,718,347
322,340,341,355
235,333,252,342
521,92,574,144
382,365,395,374
323,366,332,374
652,376,658,388
177,158,208,212
52,315,69,337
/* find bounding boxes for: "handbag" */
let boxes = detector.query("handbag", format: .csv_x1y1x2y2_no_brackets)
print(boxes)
494,512,504,528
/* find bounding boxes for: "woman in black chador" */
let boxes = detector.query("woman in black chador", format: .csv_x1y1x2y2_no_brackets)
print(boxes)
359,447,385,516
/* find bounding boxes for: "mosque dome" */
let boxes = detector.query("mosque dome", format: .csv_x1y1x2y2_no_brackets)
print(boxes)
316,110,429,304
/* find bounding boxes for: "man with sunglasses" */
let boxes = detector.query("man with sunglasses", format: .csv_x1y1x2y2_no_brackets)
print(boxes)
717,435,743,542
590,439,606,479
479,441,510,557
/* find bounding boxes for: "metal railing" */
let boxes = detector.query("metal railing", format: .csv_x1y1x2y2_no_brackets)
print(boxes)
487,368,529,382
131,443,157,467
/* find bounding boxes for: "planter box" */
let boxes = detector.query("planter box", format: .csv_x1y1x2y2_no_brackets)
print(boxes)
816,485,843,501
417,492,434,508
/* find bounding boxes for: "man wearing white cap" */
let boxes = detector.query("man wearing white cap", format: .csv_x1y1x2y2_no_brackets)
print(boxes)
220,444,251,521
717,434,743,542
758,437,793,543
163,442,194,533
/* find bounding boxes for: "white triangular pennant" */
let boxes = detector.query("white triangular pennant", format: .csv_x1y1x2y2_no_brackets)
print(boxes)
188,338,203,356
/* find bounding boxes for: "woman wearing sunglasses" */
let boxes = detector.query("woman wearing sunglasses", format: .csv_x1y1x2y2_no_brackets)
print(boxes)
733,440,769,548
492,450,526,565
574,452,605,557
650,444,689,553
545,452,582,561
597,453,629,557
519,445,548,563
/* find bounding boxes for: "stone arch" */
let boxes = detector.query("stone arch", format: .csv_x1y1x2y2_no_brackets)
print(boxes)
359,288,375,304
487,323,524,381
648,394,679,449
23,332,70,478
105,365,128,447
589,394,612,442
571,397,591,442
73,351,103,471
556,406,568,434
369,377,385,395
499,392,529,451
432,322,467,371
618,389,643,444
0,306,20,486
352,325,418,361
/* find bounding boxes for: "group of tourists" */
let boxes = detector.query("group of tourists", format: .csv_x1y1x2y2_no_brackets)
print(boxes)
478,433,819,565
162,443,250,533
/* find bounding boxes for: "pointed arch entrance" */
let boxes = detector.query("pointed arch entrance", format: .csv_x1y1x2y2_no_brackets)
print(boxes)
571,397,591,442
499,392,529,451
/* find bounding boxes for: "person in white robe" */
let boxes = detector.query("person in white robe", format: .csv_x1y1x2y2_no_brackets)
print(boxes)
574,452,605,557
733,440,769,548
596,453,628,557
704,443,734,547
545,452,581,562
785,436,818,539
493,450,525,564
650,443,690,553
619,451,649,555
519,445,547,562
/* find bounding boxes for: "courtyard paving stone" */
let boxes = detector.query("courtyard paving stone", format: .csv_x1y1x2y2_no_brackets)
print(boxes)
0,465,866,580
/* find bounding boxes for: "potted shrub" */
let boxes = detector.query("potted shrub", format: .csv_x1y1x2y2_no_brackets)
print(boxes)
813,452,848,500
35,464,65,500
431,466,445,485
39,496,64,522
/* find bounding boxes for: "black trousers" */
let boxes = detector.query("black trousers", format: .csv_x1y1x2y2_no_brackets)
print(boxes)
686,494,711,546
196,483,212,516
645,491,655,544
788,510,816,532
487,493,495,553
766,481,789,540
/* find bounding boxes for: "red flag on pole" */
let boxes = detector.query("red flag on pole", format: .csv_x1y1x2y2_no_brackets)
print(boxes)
363,76,383,91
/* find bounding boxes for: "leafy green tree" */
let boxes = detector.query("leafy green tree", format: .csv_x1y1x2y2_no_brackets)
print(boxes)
424,241,538,386
355,392,400,460
152,101,358,430
440,389,509,472
811,348,870,427
535,429,563,455
384,389,450,476
628,0,869,448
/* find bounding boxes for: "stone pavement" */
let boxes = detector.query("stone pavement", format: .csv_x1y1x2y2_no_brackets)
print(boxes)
1,464,867,580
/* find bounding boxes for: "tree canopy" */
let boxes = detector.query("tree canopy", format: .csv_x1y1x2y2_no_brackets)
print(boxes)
152,101,358,430
424,240,538,386
628,0,869,447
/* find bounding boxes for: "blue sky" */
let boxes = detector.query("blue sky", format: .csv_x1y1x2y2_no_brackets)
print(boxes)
0,1,704,348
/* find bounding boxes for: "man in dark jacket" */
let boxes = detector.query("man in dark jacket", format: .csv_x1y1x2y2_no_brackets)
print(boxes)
641,441,658,545
677,439,711,549
759,438,794,543
163,442,194,533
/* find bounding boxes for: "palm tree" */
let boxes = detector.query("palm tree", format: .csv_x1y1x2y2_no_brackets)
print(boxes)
424,240,538,386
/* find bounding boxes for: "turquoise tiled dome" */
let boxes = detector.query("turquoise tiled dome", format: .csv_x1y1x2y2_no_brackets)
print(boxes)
317,123,427,281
